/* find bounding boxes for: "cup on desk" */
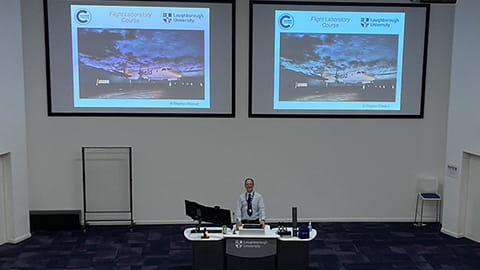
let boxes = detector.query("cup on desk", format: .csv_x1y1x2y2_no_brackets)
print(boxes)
298,226,310,239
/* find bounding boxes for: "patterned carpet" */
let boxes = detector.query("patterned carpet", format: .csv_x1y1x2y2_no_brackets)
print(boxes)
1,222,479,269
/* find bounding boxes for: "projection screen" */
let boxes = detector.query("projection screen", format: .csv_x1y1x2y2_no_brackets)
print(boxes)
45,0,234,116
250,1,430,117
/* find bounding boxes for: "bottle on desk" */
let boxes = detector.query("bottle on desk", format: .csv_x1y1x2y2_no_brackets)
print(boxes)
308,221,312,232
201,228,209,239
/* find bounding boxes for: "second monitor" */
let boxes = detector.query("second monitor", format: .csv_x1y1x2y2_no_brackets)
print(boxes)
185,200,232,232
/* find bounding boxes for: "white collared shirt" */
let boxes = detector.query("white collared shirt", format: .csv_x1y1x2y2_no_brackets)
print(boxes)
235,191,265,221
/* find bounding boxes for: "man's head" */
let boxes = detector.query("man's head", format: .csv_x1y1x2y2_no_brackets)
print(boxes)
244,178,255,193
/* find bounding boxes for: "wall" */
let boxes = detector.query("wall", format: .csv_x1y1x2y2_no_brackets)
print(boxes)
0,0,30,243
22,0,454,223
442,0,480,237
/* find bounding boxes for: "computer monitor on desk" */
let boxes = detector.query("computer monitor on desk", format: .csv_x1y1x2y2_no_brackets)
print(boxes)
185,200,232,232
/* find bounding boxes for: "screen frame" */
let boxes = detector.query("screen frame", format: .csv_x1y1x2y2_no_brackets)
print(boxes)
248,0,430,119
44,0,236,117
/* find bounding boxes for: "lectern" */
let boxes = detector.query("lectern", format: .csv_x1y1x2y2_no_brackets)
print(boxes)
184,225,316,270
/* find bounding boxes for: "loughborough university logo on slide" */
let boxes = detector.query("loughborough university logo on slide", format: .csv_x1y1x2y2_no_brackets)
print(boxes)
278,13,294,29
361,17,369,28
163,12,173,23
74,9,91,24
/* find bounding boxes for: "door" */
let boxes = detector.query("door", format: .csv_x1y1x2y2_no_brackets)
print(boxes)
0,153,7,245
465,154,480,242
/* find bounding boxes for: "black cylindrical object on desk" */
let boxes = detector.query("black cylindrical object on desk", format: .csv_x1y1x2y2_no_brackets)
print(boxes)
292,206,298,237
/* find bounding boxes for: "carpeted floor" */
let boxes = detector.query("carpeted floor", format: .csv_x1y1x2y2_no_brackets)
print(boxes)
1,222,479,269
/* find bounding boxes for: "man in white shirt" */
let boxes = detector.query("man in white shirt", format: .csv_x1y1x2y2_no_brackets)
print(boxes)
235,177,266,228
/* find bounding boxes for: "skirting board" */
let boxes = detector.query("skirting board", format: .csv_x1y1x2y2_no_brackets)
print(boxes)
0,233,32,245
133,217,438,225
440,227,464,238
12,233,31,243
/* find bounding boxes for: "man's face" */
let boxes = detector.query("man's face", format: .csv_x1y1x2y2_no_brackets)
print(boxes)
244,179,254,193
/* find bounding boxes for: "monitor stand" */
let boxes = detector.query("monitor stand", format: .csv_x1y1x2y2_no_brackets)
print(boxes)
190,218,203,233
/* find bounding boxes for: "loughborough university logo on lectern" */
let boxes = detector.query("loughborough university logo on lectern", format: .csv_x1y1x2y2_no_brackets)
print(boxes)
234,240,243,248
226,238,277,258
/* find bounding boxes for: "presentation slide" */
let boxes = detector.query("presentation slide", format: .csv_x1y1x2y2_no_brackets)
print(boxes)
250,2,429,117
45,0,233,116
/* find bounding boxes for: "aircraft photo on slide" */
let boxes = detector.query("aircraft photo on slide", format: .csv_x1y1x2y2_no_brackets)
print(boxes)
278,33,399,103
77,28,205,100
